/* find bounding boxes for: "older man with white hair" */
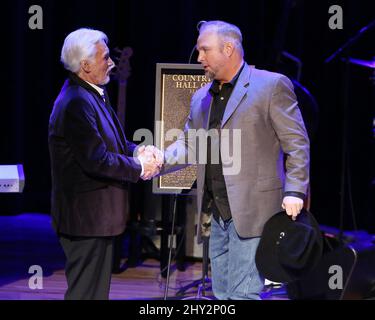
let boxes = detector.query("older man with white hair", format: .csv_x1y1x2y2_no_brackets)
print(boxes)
48,28,161,300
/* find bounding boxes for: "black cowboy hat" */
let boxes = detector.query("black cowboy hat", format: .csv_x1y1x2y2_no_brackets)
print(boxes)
255,208,323,283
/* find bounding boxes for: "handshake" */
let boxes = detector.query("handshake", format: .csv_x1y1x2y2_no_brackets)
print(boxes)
137,145,164,181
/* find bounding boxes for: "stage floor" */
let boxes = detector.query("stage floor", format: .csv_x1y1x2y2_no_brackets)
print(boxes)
0,213,287,300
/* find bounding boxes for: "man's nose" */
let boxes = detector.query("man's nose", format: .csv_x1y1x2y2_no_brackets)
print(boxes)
197,52,203,63
108,57,115,69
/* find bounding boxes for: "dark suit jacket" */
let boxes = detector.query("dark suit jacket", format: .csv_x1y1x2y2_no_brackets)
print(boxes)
48,73,141,237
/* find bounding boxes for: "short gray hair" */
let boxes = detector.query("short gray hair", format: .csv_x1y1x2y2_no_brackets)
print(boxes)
199,20,243,56
60,28,108,73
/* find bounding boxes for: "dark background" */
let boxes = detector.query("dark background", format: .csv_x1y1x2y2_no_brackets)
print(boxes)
0,0,374,232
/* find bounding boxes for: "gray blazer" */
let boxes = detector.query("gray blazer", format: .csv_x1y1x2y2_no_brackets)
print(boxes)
162,63,310,239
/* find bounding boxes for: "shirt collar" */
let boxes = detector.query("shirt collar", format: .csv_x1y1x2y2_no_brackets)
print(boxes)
209,62,245,94
228,62,245,86
84,81,105,96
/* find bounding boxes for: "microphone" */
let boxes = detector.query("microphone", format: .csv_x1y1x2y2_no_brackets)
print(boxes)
188,21,207,63
196,20,207,31
188,45,197,64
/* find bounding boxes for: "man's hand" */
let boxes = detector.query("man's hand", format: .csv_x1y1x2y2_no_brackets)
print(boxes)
137,145,164,180
143,145,164,165
282,196,304,221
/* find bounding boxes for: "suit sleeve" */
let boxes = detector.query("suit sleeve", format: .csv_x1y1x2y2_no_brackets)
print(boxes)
126,141,138,156
161,98,197,175
64,96,142,183
269,75,310,195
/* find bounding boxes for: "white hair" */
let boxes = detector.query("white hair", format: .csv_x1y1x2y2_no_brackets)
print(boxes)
60,28,108,73
199,20,244,57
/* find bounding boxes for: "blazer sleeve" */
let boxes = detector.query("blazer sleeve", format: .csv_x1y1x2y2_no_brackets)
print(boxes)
126,140,138,156
161,99,197,175
64,96,142,183
269,75,310,195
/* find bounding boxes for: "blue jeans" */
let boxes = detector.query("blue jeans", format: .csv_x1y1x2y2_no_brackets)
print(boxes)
209,216,264,300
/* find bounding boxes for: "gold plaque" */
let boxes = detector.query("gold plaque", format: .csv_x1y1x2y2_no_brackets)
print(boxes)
153,64,210,194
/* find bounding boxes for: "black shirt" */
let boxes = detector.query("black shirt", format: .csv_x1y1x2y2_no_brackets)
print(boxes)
208,63,244,129
205,63,245,221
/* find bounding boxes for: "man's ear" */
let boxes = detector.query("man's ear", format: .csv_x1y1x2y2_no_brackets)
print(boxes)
224,42,235,57
80,60,91,73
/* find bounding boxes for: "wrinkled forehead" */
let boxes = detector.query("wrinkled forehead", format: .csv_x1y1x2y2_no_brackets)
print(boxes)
95,41,109,56
197,30,221,49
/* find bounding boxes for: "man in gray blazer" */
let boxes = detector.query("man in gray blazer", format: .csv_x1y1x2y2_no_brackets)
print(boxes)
159,20,310,300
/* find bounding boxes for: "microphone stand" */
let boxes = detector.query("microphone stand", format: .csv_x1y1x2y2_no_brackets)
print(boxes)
325,20,375,64
163,194,178,300
177,235,212,300
324,19,375,242
172,21,214,299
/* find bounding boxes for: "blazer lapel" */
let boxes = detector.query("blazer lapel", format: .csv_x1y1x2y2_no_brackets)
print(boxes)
68,73,127,154
108,106,129,154
221,64,252,128
93,94,127,154
103,89,129,153
201,92,213,130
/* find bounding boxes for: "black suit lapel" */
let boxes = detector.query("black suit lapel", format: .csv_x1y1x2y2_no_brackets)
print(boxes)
69,73,102,98
68,73,128,154
93,94,128,155
108,109,129,154
103,90,129,154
